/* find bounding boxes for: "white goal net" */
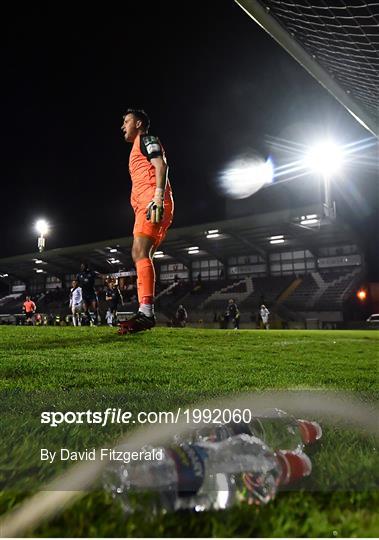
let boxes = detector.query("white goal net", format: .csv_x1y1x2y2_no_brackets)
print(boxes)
235,0,379,137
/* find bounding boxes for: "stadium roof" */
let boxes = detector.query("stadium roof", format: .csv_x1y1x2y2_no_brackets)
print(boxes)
0,204,359,282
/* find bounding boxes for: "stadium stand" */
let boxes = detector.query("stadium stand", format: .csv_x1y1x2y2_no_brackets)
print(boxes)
176,281,225,312
283,274,321,310
0,293,22,307
281,268,363,312
241,276,294,309
0,204,369,327
315,268,362,310
201,277,254,310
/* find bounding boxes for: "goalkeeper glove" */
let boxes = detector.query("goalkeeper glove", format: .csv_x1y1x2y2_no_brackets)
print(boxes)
146,187,164,224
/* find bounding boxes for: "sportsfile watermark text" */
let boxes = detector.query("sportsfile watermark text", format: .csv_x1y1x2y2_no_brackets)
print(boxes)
41,408,253,427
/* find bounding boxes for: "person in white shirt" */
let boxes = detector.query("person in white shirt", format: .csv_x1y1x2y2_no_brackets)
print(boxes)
69,280,83,326
260,304,270,330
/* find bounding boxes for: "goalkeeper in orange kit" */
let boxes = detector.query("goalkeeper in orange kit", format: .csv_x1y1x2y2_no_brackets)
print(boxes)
119,109,174,334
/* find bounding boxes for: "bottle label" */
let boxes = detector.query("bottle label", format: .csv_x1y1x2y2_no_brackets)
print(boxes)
167,444,206,496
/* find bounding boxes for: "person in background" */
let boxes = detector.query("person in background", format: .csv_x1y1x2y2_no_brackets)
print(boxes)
227,298,240,330
175,304,188,328
23,296,36,325
76,262,102,325
69,279,83,326
105,280,124,324
260,304,270,330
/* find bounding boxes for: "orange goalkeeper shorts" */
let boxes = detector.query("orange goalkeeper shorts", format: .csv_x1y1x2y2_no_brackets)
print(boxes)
133,193,174,247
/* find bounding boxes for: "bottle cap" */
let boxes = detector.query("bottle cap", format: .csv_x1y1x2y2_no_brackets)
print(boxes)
298,420,322,444
277,451,312,485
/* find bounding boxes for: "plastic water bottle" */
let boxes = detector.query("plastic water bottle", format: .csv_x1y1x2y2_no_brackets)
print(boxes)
103,433,312,514
229,408,322,451
178,409,322,452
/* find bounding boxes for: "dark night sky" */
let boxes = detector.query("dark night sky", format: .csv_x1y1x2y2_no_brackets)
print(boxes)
1,1,378,274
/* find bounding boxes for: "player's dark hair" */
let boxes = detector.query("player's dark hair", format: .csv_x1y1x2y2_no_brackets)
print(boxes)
125,108,150,131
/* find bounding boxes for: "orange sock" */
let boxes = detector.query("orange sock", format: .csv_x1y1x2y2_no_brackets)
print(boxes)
137,276,142,303
136,258,155,305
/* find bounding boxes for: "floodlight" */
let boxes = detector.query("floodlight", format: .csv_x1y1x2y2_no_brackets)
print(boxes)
300,218,319,225
35,219,49,236
269,235,285,244
35,219,49,252
304,141,344,176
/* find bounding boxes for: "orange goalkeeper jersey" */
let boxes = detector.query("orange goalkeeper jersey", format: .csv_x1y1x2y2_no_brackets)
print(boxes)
129,134,172,209
23,300,36,313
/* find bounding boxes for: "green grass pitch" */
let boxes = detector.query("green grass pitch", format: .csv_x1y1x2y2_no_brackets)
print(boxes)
0,326,378,537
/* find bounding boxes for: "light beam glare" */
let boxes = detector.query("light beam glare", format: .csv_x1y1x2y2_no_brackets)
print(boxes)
272,136,377,184
217,136,377,197
218,155,274,199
